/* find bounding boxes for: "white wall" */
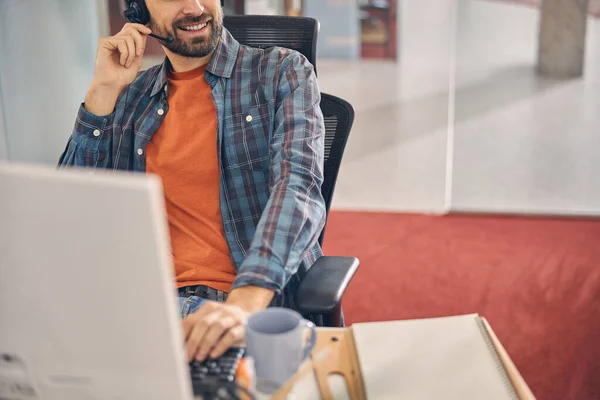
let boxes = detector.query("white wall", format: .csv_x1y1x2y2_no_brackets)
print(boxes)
0,77,6,161
244,0,281,15
96,0,111,37
303,0,360,60
0,0,100,164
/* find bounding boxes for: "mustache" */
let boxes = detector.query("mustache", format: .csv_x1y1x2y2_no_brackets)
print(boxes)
174,15,213,27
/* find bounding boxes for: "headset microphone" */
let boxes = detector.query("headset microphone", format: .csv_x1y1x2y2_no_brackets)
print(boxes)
149,33,174,43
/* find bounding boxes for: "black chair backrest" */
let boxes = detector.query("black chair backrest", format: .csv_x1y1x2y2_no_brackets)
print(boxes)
223,15,355,247
317,93,355,246
223,15,319,74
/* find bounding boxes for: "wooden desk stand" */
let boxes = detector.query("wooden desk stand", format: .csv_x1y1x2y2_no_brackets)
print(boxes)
273,328,366,400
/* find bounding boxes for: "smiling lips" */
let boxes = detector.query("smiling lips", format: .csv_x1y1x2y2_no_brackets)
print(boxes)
179,19,211,32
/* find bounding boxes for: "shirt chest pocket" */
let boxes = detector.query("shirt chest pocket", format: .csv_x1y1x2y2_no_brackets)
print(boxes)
223,104,271,172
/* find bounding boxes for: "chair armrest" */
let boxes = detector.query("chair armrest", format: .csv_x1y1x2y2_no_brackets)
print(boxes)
294,256,359,314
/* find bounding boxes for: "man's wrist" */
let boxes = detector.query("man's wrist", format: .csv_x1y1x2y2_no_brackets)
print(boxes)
226,285,275,314
84,82,124,117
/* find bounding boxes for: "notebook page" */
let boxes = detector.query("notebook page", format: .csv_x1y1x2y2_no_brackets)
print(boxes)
351,314,518,400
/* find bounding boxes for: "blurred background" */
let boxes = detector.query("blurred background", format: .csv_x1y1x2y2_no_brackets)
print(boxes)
1,0,599,398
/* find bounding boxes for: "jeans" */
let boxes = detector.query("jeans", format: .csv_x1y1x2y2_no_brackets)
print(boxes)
177,285,228,318
176,284,338,327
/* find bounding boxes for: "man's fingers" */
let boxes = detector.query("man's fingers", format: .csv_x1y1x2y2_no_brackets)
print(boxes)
196,317,236,361
185,311,220,362
133,30,147,57
182,302,214,341
121,22,153,36
99,37,128,66
210,325,244,359
182,315,196,342
122,36,136,67
185,321,207,362
181,303,248,363
112,23,150,65
122,26,147,57
115,39,129,66
101,23,151,67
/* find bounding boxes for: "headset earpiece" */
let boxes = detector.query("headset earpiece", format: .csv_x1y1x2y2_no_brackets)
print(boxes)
123,0,150,25
123,0,174,42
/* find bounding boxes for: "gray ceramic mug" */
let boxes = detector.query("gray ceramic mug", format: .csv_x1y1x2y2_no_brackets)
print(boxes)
245,308,317,393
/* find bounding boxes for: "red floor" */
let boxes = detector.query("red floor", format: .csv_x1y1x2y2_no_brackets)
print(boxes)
323,211,600,400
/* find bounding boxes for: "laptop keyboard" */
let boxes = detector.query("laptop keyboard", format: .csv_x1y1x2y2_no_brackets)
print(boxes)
189,347,245,396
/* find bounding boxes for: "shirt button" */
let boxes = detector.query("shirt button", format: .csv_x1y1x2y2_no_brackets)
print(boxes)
137,148,144,156
157,109,164,116
246,115,253,122
93,129,100,137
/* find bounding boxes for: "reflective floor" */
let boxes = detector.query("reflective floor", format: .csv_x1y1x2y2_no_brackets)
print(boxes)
319,0,600,215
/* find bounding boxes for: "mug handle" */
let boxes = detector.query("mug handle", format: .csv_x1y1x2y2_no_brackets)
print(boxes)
301,319,317,360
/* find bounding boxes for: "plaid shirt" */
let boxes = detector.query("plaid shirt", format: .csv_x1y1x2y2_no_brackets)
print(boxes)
58,27,326,313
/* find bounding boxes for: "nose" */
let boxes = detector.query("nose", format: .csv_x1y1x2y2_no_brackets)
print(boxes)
182,0,205,14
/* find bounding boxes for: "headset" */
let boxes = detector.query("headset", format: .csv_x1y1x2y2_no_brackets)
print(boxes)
123,0,174,42
123,0,224,43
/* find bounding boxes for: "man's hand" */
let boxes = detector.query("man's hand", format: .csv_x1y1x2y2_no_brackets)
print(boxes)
182,302,248,362
182,286,274,361
93,23,151,88
85,23,152,116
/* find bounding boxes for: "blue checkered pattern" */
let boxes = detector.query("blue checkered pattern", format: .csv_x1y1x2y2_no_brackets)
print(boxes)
58,28,326,313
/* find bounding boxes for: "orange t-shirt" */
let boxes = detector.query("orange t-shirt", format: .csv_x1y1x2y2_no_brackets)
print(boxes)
146,63,236,292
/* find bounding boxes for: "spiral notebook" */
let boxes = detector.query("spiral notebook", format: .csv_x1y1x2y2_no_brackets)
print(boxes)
275,314,535,400
351,314,528,399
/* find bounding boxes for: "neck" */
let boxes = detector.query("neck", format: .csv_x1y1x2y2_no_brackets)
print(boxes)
164,49,215,73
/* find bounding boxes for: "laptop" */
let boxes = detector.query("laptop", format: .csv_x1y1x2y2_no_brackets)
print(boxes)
0,163,197,399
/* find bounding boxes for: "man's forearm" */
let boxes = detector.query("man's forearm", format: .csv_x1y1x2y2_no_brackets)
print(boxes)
226,285,274,314
84,83,124,117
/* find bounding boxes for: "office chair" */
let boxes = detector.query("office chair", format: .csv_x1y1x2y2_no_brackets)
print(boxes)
294,93,358,327
223,15,318,74
224,16,358,327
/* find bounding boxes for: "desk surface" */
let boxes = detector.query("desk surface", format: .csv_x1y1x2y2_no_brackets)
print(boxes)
192,316,534,399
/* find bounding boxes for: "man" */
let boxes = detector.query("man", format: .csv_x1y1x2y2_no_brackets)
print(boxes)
58,0,326,364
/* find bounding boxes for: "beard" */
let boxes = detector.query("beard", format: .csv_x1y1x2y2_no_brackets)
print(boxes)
150,11,223,58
